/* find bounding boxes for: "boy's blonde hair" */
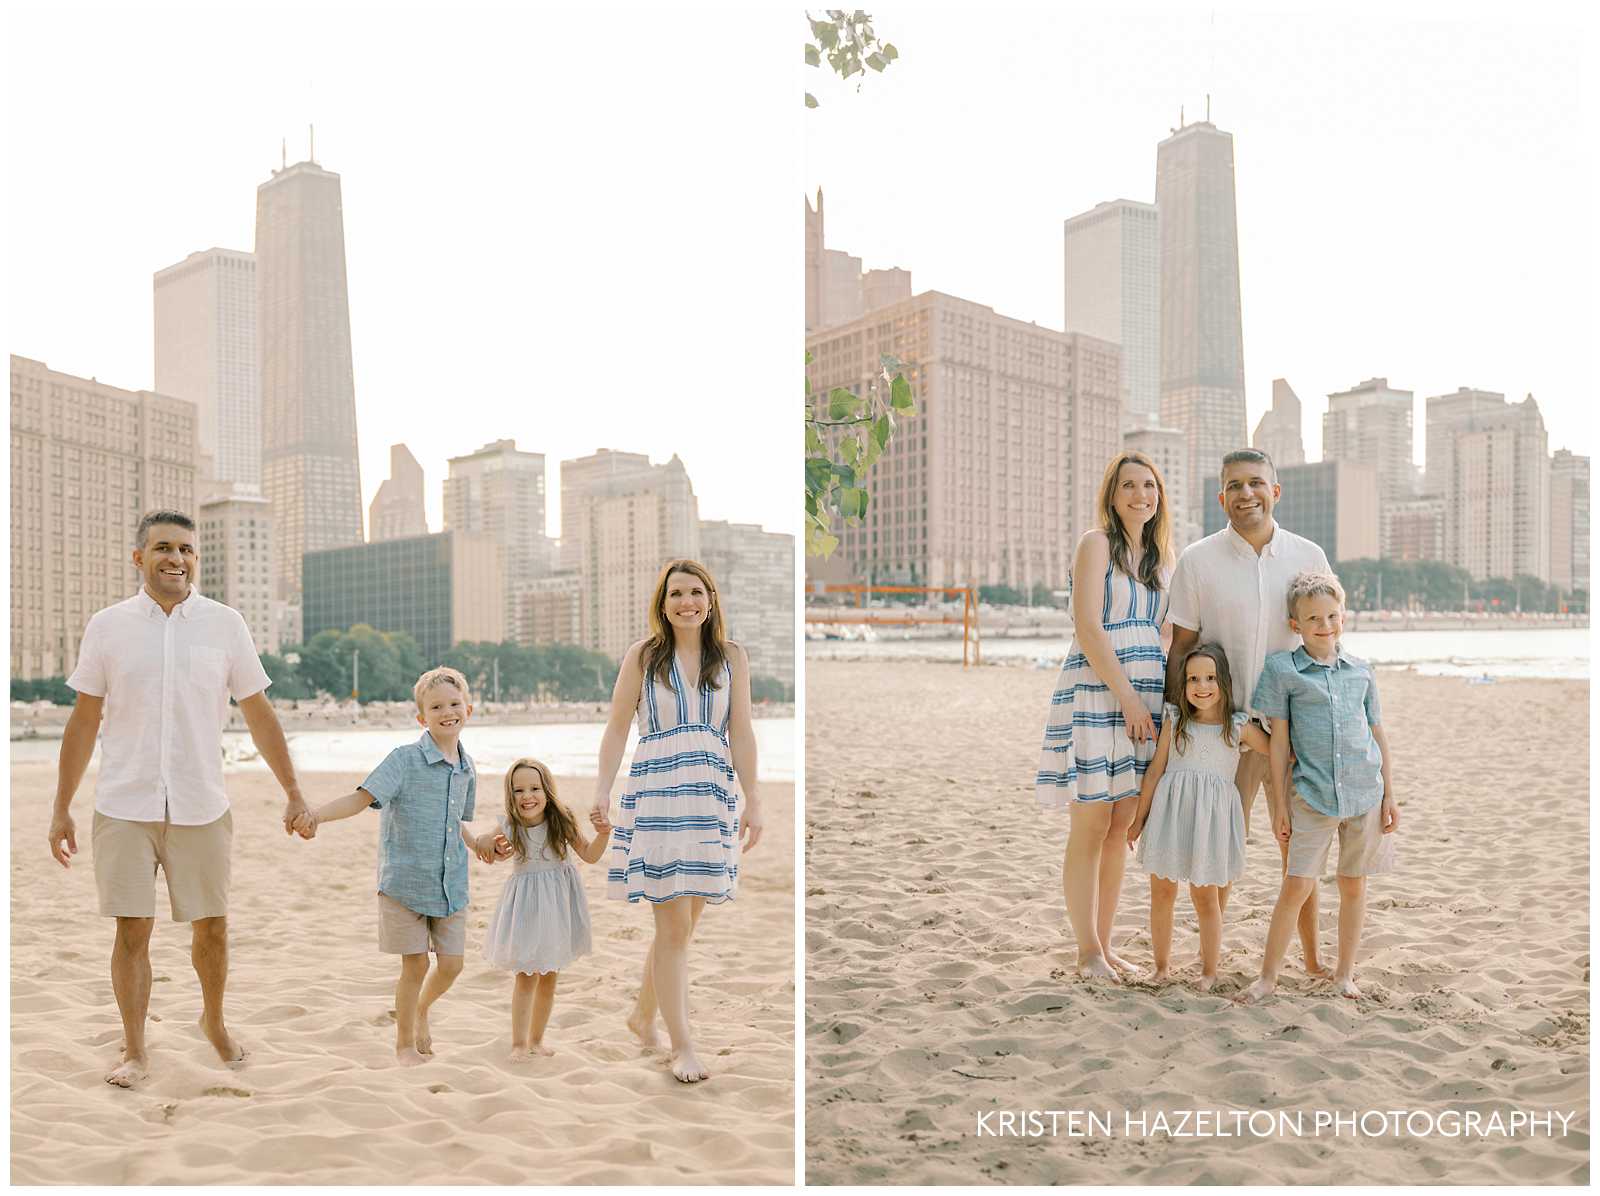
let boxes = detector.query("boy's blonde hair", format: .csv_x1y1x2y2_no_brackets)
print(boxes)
1286,570,1346,621
413,665,471,709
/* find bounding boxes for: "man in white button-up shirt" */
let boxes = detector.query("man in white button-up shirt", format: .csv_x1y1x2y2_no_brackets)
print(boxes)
47,511,307,1089
1166,450,1332,980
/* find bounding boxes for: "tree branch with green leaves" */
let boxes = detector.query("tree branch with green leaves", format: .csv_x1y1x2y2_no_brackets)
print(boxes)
805,9,898,107
805,352,915,557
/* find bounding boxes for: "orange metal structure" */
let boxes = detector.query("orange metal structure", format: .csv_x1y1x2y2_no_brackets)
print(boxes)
804,583,982,666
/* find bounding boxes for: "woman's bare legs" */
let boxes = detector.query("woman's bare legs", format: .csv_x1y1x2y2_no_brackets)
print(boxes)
1098,798,1139,973
651,896,710,1081
629,899,705,1050
1063,802,1117,979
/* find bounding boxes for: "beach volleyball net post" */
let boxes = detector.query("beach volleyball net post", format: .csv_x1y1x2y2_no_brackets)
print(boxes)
804,583,982,666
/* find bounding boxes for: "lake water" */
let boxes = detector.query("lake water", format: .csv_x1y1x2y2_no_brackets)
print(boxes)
12,717,796,781
807,628,1589,680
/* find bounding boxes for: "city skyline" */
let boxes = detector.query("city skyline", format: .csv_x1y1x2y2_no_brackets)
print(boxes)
6,4,795,540
804,8,1594,466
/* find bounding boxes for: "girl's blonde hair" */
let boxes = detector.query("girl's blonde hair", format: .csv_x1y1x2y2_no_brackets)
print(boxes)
1096,451,1172,589
502,757,578,862
1172,642,1239,753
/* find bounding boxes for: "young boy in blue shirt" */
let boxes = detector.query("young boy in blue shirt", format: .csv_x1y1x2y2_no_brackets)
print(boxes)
1237,572,1399,1004
298,666,507,1063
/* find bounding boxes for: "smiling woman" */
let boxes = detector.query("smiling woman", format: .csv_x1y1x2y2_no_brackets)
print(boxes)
588,558,765,1085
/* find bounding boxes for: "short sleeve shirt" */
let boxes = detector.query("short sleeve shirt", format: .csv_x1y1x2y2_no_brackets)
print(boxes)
1168,522,1330,721
1252,646,1385,818
66,588,272,825
360,732,477,918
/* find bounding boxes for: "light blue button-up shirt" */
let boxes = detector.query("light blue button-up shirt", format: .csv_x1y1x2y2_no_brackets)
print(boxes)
1251,645,1385,818
360,732,476,917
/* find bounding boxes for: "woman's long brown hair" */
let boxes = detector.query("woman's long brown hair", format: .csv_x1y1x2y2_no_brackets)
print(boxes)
642,558,729,693
1171,642,1239,755
1097,451,1172,589
502,758,579,862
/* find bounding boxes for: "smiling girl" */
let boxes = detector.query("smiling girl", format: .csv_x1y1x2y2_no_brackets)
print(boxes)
1127,643,1269,990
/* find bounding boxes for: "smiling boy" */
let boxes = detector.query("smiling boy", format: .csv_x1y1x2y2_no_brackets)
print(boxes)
296,665,508,1063
1236,571,1398,1004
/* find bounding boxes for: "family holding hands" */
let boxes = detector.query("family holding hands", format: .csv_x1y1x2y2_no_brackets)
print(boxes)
1035,449,1398,1002
48,512,760,1089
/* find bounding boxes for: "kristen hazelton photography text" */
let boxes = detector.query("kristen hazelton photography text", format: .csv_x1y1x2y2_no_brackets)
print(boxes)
966,1100,1580,1138
973,1108,1581,1141
804,7,1588,1189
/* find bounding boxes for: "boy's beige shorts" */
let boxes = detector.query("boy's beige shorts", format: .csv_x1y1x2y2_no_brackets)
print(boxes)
377,892,467,956
1285,791,1395,879
93,809,233,921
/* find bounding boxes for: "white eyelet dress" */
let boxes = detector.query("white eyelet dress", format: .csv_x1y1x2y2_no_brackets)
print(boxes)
606,655,740,904
1135,706,1250,886
1035,560,1169,808
482,818,594,975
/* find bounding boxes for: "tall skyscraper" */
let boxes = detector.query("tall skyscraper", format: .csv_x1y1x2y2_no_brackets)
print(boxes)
369,443,427,542
805,190,825,334
1550,449,1589,596
1252,378,1305,468
805,291,1121,592
1064,199,1159,428
255,156,364,615
1273,461,1380,564
444,439,552,629
1322,377,1415,556
1156,118,1247,533
1426,388,1550,582
561,450,700,659
10,356,197,679
153,248,259,495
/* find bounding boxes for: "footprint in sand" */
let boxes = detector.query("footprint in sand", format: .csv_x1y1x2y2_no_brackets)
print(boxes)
202,1085,252,1098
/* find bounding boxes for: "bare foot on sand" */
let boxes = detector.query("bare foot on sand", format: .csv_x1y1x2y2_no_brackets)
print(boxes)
1234,977,1276,1005
106,1053,149,1088
670,1048,709,1083
1304,960,1334,981
1148,965,1171,984
1194,974,1217,993
1333,975,1362,999
508,1045,534,1063
1103,949,1139,976
199,1016,245,1066
1077,956,1119,981
627,1007,663,1050
414,1009,434,1056
396,1046,428,1067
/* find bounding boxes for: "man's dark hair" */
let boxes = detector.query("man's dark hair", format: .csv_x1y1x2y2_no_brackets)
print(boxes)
135,510,196,548
1219,448,1276,487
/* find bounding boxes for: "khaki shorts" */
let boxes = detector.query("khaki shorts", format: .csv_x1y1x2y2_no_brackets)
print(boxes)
1286,791,1395,879
93,809,233,922
377,892,467,956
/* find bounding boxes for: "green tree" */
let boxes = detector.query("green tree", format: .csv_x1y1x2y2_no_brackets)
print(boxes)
10,676,75,704
804,14,912,558
804,354,916,556
804,10,898,108
259,652,313,701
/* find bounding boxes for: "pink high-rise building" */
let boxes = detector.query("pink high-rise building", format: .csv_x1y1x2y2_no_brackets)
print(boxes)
805,291,1120,592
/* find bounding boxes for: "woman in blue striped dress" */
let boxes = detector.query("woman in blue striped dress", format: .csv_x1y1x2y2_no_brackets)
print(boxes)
1035,452,1173,980
590,559,763,1083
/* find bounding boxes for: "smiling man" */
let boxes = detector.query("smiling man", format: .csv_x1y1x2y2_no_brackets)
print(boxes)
46,509,307,1088
1165,449,1333,978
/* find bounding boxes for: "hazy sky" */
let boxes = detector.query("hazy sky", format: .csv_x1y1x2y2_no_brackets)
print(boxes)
7,4,794,538
805,4,1595,465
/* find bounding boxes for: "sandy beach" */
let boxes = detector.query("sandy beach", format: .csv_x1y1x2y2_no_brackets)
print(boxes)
805,659,1588,1185
11,765,794,1185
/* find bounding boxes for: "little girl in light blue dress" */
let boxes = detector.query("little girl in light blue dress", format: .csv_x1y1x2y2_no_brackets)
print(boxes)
483,757,610,1058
